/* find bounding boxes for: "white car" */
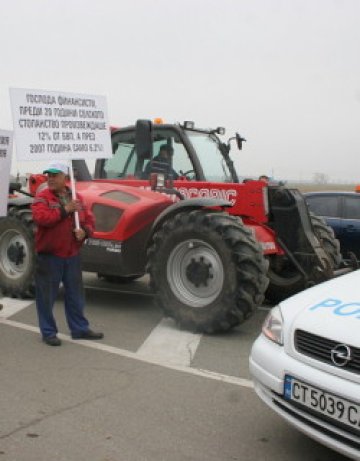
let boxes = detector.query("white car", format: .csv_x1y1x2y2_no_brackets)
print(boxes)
249,270,360,460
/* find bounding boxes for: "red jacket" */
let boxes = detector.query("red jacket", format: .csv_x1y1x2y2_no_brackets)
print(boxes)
31,187,95,258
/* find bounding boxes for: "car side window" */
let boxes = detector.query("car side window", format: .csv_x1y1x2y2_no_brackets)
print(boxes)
343,196,360,219
306,195,339,217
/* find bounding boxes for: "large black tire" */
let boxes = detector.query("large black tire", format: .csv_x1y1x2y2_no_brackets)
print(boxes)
266,213,342,304
310,213,341,269
0,207,36,298
147,210,269,334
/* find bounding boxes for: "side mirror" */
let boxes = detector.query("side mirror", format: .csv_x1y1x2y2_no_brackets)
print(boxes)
72,160,92,181
135,119,153,160
235,132,246,150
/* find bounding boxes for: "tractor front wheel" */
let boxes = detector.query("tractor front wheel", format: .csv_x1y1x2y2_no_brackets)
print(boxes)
147,210,269,334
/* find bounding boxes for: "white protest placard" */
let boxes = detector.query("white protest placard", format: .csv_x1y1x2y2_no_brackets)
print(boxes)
0,130,13,217
9,88,112,161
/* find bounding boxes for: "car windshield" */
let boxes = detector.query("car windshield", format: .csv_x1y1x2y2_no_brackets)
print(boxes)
186,130,232,182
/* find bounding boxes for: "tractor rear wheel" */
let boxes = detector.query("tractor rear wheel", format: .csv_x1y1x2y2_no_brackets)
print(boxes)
147,210,269,334
266,214,341,304
0,207,36,298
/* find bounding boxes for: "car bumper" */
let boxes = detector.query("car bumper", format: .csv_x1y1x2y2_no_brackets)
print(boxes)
249,334,360,461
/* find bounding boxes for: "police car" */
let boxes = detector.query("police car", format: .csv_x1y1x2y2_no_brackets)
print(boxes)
249,270,360,460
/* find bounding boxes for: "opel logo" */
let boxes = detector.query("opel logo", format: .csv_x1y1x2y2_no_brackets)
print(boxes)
330,344,352,367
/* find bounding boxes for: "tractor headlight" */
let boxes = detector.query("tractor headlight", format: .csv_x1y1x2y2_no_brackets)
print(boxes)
262,305,284,345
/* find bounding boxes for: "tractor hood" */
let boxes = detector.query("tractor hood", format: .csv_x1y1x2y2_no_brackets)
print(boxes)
76,180,174,207
76,180,174,240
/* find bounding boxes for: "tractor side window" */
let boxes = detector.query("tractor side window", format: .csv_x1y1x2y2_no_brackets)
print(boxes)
343,196,360,219
306,195,339,218
104,134,137,178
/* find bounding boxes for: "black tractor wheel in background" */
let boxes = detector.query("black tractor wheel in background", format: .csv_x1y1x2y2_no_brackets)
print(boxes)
0,207,36,298
265,213,342,305
265,257,304,305
147,210,269,334
309,212,341,269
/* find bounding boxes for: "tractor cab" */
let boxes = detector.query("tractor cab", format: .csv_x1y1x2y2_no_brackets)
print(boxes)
94,120,243,184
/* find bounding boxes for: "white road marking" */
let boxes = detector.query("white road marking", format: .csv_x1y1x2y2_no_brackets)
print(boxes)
0,298,33,319
137,318,202,366
2,318,254,389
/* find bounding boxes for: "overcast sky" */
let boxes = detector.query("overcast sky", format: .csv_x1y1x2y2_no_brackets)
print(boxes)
1,0,360,182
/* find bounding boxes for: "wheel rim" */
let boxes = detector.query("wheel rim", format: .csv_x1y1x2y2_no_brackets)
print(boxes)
167,239,224,308
0,229,29,279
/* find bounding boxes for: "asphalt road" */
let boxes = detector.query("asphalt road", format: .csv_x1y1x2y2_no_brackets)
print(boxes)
0,274,348,461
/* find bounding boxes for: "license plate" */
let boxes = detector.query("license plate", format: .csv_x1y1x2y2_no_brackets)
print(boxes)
284,375,360,434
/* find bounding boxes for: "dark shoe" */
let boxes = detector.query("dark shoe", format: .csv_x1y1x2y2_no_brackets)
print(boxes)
43,336,61,346
72,329,104,340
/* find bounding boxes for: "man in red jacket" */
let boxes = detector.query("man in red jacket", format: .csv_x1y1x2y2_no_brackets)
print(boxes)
31,162,103,346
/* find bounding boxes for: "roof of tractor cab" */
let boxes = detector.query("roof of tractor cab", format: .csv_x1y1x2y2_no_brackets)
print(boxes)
110,122,219,136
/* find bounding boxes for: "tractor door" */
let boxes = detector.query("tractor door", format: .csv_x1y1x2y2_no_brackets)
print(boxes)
152,133,195,180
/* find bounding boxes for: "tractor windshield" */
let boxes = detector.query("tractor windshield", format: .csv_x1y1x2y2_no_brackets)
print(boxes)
186,131,233,182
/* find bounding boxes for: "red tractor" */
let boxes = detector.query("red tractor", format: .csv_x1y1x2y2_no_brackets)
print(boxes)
0,119,342,333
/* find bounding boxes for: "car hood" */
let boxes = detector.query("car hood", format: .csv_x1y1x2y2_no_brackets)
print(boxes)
280,269,360,347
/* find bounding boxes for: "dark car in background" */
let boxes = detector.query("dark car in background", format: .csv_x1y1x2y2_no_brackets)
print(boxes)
305,191,360,260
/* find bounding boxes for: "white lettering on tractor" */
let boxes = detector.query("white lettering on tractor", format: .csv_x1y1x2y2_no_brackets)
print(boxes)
178,187,237,205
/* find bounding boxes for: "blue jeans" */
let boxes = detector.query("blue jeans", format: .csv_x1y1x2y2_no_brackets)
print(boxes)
35,253,89,338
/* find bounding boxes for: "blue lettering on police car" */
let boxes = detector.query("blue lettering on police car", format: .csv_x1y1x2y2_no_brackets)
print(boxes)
334,303,360,316
309,298,360,318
